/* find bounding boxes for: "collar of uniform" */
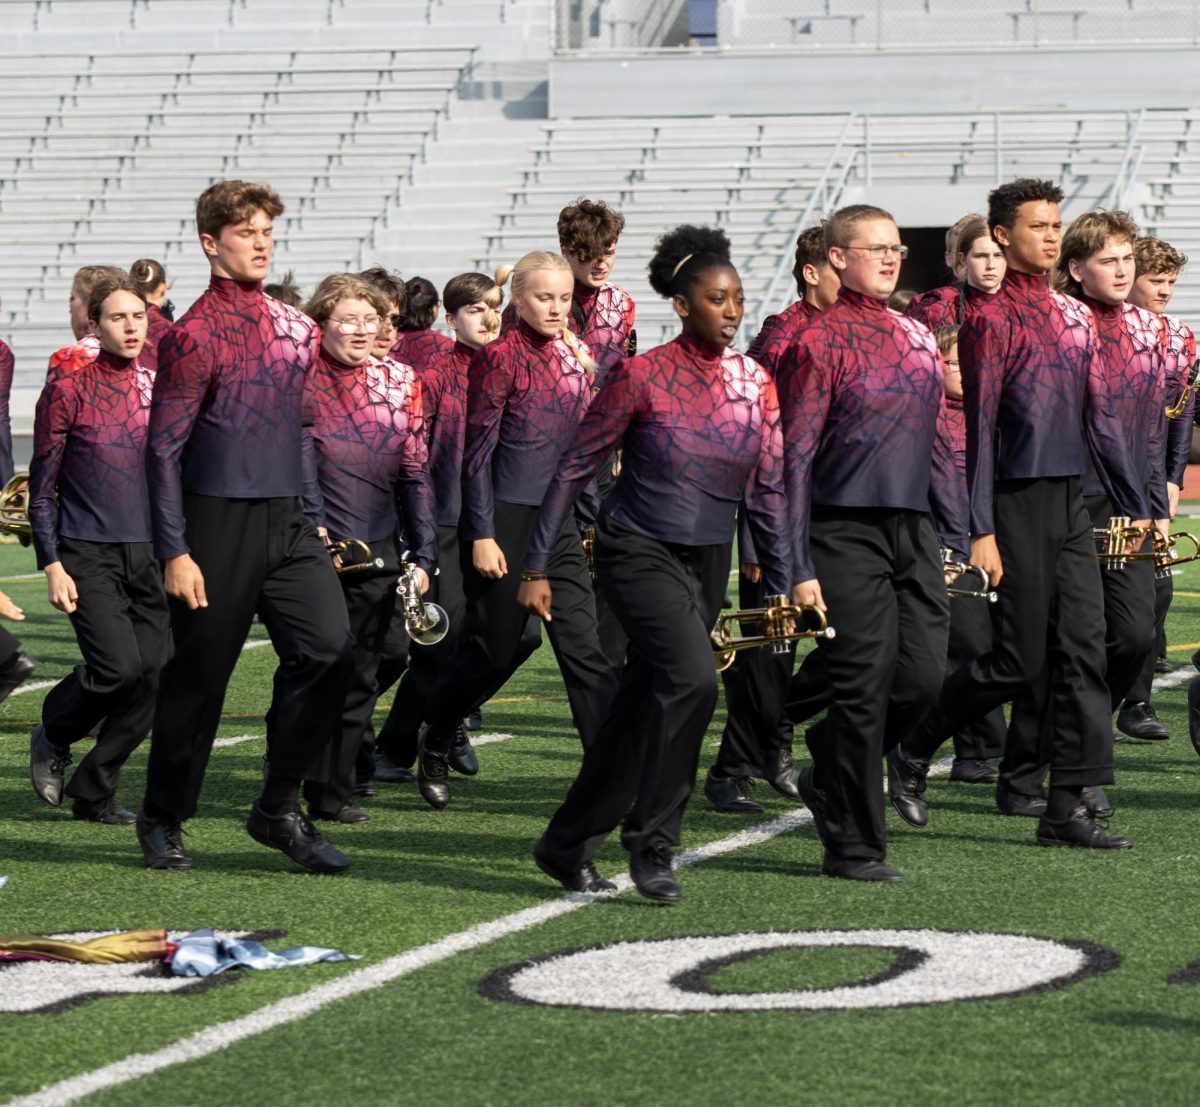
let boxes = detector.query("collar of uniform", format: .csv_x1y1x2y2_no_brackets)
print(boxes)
573,280,600,309
836,286,889,312
320,347,370,377
1000,267,1051,301
516,318,557,349
1079,292,1123,321
93,347,136,374
676,330,726,365
208,274,264,305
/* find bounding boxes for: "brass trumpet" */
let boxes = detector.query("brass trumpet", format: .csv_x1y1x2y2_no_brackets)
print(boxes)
0,470,31,544
328,538,385,575
1155,529,1200,575
711,594,835,672
397,561,449,647
1094,517,1155,572
580,526,597,576
940,549,998,603
1165,357,1200,419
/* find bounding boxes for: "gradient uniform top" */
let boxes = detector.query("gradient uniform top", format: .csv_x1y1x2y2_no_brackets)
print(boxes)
905,282,991,330
389,328,455,375
460,319,596,541
415,340,471,528
746,299,820,375
958,268,1149,536
0,338,12,484
47,334,101,383
140,302,172,373
778,287,967,582
146,276,318,559
302,350,437,571
1163,313,1197,488
524,332,791,596
29,347,155,569
1078,296,1168,520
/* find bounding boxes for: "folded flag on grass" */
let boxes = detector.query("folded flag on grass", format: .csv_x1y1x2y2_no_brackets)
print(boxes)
169,929,360,976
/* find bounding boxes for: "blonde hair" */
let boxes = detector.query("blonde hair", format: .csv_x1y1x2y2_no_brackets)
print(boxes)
443,272,504,341
952,216,992,262
1052,210,1139,298
304,273,391,327
496,252,596,373
1134,235,1188,278
945,212,984,256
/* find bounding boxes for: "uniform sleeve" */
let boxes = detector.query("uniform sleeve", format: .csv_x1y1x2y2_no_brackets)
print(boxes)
746,314,784,374
459,344,515,542
393,376,439,573
147,322,215,558
1166,323,1197,489
778,336,832,583
929,395,970,559
29,376,75,569
741,373,792,596
523,357,643,573
0,341,14,486
299,376,326,529
960,308,1007,536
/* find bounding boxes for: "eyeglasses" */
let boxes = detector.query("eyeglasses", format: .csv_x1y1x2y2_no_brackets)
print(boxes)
329,315,382,335
841,244,909,261
943,359,960,369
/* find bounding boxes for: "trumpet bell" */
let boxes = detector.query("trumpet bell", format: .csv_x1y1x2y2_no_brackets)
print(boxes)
409,601,449,647
711,596,835,671
0,470,32,544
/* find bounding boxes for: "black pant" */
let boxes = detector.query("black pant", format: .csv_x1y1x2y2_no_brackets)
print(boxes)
376,524,467,765
424,499,616,754
803,507,948,862
946,598,1006,760
541,511,729,866
1127,570,1172,704
43,539,169,803
305,543,402,815
906,477,1114,790
713,570,795,779
143,496,354,822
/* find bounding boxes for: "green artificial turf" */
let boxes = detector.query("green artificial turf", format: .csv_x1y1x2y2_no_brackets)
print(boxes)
0,542,1199,1106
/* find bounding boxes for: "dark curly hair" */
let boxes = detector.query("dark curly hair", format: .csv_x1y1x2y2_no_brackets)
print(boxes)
398,275,439,330
988,178,1065,233
557,198,626,261
647,224,734,299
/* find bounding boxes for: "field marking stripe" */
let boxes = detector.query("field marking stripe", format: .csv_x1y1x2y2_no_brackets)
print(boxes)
4,755,951,1107
1151,667,1195,692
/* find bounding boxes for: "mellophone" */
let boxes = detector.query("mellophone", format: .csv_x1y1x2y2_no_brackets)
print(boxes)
327,539,449,647
1093,516,1200,577
939,548,999,603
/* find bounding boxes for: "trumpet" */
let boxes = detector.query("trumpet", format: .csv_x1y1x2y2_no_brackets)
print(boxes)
1165,358,1200,419
1155,529,1200,575
580,526,597,576
327,538,386,575
940,549,998,603
0,470,31,545
397,561,449,647
711,594,835,672
1094,516,1155,572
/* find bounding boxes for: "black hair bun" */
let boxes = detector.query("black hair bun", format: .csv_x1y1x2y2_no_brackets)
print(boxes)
647,225,732,297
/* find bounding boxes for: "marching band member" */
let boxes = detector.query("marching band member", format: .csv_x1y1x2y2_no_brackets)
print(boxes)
299,274,437,825
906,215,1006,330
521,225,790,900
391,275,455,371
28,272,169,824
128,258,172,370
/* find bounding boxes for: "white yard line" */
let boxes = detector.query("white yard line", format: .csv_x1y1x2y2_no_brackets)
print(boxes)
1151,667,1195,692
4,756,953,1107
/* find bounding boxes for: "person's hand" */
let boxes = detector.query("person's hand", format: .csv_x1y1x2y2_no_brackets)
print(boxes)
473,538,507,579
970,534,1003,588
316,527,342,570
1168,482,1181,519
611,451,622,478
740,561,761,584
518,578,553,621
413,566,430,595
792,578,826,613
165,553,208,610
0,589,25,621
1129,519,1152,555
1155,517,1171,543
44,562,77,614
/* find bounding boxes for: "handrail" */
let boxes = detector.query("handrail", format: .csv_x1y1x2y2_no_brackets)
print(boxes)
1102,108,1144,210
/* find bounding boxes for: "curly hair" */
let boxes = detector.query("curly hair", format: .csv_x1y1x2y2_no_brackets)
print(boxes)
647,224,733,299
791,225,827,295
987,178,1064,233
196,179,283,238
557,198,626,262
1133,235,1188,277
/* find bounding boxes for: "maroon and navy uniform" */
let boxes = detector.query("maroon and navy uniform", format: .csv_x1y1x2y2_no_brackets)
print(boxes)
47,334,100,383
746,299,819,374
904,282,992,331
29,346,168,806
389,327,455,375
140,275,353,828
1163,313,1197,488
534,333,790,873
0,337,13,485
140,302,171,374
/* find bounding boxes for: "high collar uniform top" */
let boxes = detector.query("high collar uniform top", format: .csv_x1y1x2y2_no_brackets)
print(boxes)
411,340,472,528
747,299,820,375
1163,312,1197,486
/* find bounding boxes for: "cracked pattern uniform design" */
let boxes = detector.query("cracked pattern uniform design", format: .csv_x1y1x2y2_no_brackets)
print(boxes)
389,328,455,376
413,341,470,527
747,299,819,375
29,348,155,569
1163,313,1197,486
146,276,319,559
140,302,172,374
905,282,992,331
524,333,791,597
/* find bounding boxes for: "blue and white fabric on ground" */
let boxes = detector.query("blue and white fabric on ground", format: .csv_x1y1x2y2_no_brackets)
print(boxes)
170,929,360,977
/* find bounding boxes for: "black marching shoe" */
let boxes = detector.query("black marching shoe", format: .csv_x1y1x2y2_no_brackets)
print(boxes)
1189,675,1200,757
0,652,36,704
448,724,479,776
246,802,350,873
533,838,616,894
1036,806,1133,850
72,796,136,825
704,770,764,814
950,758,1000,784
821,856,904,882
30,724,71,808
352,780,378,797
995,784,1048,818
766,746,802,800
1154,656,1174,674
464,708,482,732
795,766,831,846
308,804,370,825
886,747,929,828
136,808,196,870
372,751,415,783
417,746,450,809
1116,702,1169,741
630,844,681,902
1081,785,1113,820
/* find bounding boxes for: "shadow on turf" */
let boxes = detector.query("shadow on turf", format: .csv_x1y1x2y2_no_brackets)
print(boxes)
1092,1011,1200,1034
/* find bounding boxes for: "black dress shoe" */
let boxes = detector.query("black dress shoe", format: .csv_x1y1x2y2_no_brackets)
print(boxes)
0,652,36,704
1116,702,1169,741
72,796,136,825
821,856,904,882
372,752,415,783
1036,807,1133,849
1189,676,1200,757
533,838,616,893
995,784,1048,817
30,724,71,808
136,808,196,870
352,781,378,797
464,708,482,732
417,750,450,809
886,748,929,828
246,802,350,873
1081,785,1113,819
308,805,370,825
766,746,802,800
950,758,1000,784
448,725,479,776
630,844,681,902
704,770,764,814
795,766,830,846
1154,656,1174,674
